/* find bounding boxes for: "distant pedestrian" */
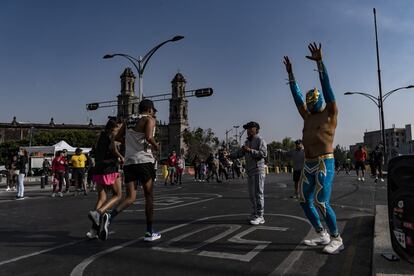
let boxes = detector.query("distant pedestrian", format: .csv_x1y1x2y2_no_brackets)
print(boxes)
354,145,367,181
167,151,177,185
230,121,267,225
6,154,18,191
198,161,207,182
206,153,221,183
51,151,67,197
176,155,185,185
41,158,51,189
71,148,88,195
291,140,305,199
372,145,384,183
62,149,71,193
192,154,201,181
16,149,28,200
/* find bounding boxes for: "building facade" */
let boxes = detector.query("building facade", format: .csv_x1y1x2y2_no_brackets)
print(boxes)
0,68,190,159
361,124,413,156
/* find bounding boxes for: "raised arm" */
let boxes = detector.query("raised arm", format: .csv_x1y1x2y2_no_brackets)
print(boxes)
283,56,308,119
306,42,338,116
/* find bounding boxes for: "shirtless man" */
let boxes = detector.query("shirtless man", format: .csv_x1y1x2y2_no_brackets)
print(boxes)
283,42,343,254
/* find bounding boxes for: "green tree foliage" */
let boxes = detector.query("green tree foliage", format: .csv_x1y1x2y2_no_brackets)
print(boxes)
334,144,348,164
0,140,28,165
32,130,100,148
267,137,296,166
183,127,220,161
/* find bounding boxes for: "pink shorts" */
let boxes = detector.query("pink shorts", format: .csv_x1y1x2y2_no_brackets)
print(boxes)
92,172,120,186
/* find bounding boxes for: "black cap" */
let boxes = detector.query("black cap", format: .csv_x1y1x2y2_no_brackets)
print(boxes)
75,147,82,153
295,139,302,145
243,121,260,130
139,99,157,112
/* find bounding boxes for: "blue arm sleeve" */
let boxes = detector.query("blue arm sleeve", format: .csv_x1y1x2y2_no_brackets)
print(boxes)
318,61,335,103
289,80,305,107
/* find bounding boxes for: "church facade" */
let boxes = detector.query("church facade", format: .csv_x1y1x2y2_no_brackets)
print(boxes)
0,68,190,159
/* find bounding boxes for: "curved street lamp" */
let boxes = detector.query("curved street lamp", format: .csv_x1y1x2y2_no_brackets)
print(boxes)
103,35,184,102
344,85,414,158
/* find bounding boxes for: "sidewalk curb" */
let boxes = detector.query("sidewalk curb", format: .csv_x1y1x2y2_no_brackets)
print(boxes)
373,205,414,275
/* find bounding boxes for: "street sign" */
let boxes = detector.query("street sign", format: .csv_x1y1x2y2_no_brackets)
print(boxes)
86,103,100,111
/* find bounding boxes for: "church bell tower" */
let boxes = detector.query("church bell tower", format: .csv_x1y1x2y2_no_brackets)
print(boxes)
117,68,138,120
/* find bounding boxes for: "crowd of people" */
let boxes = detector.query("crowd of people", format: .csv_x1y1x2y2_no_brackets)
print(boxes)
5,43,393,256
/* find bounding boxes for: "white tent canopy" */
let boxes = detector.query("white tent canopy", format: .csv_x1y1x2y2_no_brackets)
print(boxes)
23,140,92,155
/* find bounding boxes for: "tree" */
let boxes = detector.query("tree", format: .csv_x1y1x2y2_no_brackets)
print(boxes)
183,127,220,161
334,144,348,165
32,130,100,148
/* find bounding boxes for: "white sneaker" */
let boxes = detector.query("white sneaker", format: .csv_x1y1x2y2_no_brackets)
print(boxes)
144,231,161,242
249,216,265,225
323,235,344,254
380,178,384,182
304,229,331,246
357,177,361,181
86,228,98,239
51,193,56,198
6,187,10,191
361,177,365,181
58,192,63,197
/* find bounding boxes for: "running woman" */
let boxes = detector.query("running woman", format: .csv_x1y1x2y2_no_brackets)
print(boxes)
100,99,161,242
86,119,124,239
283,42,344,254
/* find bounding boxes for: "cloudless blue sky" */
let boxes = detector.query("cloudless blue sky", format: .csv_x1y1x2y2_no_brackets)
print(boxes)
1,0,414,147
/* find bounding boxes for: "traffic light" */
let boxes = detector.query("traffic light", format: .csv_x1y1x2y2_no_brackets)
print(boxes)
86,103,100,111
195,88,213,98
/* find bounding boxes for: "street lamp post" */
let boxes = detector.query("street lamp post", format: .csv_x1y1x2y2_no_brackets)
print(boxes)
344,85,414,159
103,35,184,102
233,125,240,146
225,129,233,150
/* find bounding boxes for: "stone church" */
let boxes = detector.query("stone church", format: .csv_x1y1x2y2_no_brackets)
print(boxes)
0,68,190,158
117,68,189,158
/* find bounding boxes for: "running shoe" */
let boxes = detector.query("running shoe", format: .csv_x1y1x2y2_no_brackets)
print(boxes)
86,228,98,239
58,192,63,198
304,229,331,246
362,177,365,182
144,231,161,242
15,196,25,200
380,178,384,182
88,210,100,227
99,213,110,241
6,187,10,191
51,192,56,198
357,177,361,181
323,235,344,254
249,216,265,225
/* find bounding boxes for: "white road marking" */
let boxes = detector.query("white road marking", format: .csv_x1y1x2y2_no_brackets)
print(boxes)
124,193,222,212
70,213,312,276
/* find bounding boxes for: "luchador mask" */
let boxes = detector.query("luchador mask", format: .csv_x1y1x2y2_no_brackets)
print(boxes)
306,88,324,113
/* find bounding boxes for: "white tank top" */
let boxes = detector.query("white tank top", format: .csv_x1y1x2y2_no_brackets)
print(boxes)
124,114,155,165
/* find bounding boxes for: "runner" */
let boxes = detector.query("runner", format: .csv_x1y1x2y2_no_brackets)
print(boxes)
230,121,267,225
86,119,124,239
100,99,161,242
354,145,367,181
283,42,344,254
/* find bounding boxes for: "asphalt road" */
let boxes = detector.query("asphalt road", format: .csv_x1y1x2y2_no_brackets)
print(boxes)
0,172,387,276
